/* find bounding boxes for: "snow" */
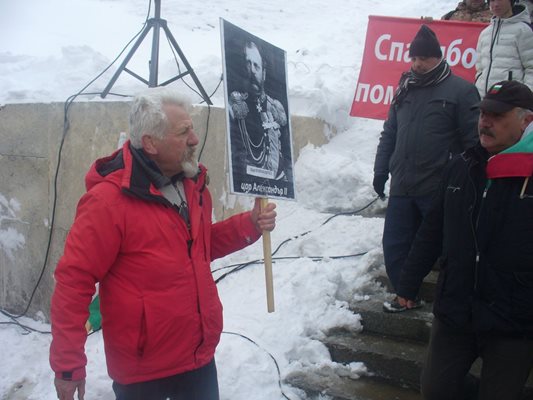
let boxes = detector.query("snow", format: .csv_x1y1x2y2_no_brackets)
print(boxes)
0,0,459,399
0,194,26,261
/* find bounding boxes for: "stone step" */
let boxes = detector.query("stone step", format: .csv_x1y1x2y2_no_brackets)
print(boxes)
324,331,533,399
375,270,439,303
286,367,533,400
285,370,421,400
324,333,426,390
347,298,433,343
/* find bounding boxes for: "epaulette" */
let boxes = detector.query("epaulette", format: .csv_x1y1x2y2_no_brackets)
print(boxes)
267,97,288,127
229,91,249,120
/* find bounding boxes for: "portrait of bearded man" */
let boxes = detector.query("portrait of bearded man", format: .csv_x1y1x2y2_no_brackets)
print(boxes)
222,20,294,199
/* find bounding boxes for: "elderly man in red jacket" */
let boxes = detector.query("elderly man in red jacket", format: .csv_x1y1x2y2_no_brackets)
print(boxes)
50,88,277,400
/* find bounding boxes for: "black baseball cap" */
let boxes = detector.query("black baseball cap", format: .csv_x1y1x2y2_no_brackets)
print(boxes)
475,80,533,113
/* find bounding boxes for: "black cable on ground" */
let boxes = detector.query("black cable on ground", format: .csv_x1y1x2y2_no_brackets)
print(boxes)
222,331,292,400
0,314,51,335
319,196,380,226
213,196,380,283
214,252,369,284
271,196,380,257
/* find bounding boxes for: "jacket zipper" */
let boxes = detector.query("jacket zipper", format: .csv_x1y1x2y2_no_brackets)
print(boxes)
467,161,487,292
473,183,489,291
485,19,502,93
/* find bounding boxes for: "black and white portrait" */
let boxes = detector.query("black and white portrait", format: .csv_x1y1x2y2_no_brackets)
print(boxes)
221,19,295,200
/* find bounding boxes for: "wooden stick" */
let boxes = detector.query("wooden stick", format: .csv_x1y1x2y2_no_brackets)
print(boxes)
261,197,275,313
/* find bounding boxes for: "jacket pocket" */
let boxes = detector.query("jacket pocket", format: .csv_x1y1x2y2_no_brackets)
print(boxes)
425,98,458,127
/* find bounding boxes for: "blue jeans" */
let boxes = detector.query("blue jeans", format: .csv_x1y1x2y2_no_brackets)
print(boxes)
383,195,434,293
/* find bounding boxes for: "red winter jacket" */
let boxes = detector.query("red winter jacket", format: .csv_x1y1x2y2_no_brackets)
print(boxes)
50,142,261,384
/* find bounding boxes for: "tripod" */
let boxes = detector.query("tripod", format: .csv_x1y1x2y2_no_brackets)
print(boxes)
101,0,212,104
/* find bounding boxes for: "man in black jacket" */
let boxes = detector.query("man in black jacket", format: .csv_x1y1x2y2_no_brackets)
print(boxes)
373,25,479,311
396,80,533,400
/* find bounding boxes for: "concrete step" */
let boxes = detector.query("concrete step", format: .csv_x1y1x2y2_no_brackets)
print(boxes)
286,367,533,400
375,270,439,303
346,299,433,343
324,333,426,390
285,370,421,400
324,331,533,399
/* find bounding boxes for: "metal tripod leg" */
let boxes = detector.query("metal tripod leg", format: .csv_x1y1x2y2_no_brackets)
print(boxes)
100,6,212,104
160,23,212,104
100,21,154,97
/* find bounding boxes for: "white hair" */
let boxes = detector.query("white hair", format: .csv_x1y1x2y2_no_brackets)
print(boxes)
517,107,533,119
129,87,192,149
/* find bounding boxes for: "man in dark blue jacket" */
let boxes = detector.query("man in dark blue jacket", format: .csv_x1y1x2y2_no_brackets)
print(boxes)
373,25,480,311
396,80,533,400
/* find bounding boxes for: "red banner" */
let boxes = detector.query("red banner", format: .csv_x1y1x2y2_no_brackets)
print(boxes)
350,16,487,120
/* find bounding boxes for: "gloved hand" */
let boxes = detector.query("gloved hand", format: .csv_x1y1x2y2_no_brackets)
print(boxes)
373,174,388,199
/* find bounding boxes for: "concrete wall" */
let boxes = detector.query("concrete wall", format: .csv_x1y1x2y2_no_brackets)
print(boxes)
0,101,330,319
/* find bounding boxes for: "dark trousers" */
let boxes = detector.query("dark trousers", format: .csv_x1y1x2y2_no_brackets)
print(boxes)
383,195,433,292
112,359,220,400
421,318,533,400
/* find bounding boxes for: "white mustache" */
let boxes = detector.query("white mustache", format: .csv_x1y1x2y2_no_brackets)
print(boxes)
186,147,197,160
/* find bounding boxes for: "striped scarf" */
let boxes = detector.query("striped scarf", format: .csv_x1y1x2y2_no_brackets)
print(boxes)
392,59,451,106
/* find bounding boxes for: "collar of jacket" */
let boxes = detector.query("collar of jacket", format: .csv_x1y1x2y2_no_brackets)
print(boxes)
129,145,191,189
94,141,206,205
461,142,489,167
